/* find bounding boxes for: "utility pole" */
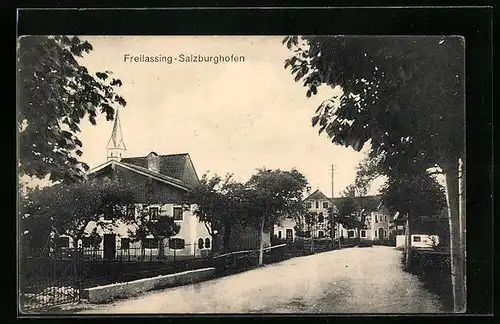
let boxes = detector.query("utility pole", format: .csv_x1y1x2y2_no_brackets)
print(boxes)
331,164,336,198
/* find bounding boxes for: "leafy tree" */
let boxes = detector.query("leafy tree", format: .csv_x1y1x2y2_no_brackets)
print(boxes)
284,35,465,311
186,173,245,253
302,211,318,252
127,208,181,259
20,178,137,255
381,169,447,267
336,194,360,230
18,36,126,183
334,183,376,246
380,171,447,221
243,168,308,265
355,154,384,194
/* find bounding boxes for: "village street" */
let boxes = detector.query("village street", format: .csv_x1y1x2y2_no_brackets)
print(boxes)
76,246,445,314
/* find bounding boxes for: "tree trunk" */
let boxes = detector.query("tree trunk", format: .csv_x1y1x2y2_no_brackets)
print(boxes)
404,214,411,269
258,215,265,266
311,228,315,253
158,237,165,259
459,156,467,310
443,158,466,313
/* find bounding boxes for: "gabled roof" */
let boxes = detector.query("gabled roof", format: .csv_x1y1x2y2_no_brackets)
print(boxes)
303,189,329,201
88,160,192,191
303,189,383,212
120,153,198,186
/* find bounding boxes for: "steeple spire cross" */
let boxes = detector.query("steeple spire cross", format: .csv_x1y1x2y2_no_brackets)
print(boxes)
106,108,126,161
107,109,126,150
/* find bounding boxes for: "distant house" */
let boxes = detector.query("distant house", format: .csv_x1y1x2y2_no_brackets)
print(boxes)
275,189,394,243
274,217,296,242
56,110,212,260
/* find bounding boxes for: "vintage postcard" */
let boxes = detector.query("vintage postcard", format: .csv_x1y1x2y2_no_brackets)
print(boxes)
17,35,465,314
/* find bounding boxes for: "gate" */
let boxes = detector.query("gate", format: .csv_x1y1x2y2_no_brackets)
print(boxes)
19,248,83,313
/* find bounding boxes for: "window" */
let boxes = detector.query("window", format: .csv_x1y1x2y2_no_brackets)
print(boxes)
323,202,329,209
205,238,211,249
385,216,387,222
315,201,319,209
375,231,378,237
360,230,367,238
318,212,324,223
149,207,159,220
286,229,293,239
305,202,312,209
278,231,282,239
318,231,325,238
413,236,421,242
121,238,130,250
375,215,378,223
56,236,70,249
127,205,136,219
169,238,185,250
348,230,355,238
142,238,158,249
198,238,204,249
173,207,183,221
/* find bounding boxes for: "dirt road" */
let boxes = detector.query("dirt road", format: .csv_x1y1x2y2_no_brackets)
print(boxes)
76,246,445,314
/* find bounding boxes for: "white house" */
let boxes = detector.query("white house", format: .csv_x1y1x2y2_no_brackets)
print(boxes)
55,110,212,260
275,189,394,242
274,217,296,241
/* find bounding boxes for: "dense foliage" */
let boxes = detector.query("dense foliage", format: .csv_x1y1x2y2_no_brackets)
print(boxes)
18,36,126,183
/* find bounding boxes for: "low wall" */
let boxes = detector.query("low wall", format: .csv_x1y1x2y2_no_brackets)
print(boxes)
83,267,215,304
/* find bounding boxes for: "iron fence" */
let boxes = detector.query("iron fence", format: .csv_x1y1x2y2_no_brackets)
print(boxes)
78,244,212,262
19,243,213,312
19,249,79,312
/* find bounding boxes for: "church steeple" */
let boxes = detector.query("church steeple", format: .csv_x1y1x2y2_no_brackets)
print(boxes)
106,109,126,161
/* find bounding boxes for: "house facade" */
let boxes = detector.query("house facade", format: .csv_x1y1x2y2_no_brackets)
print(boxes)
274,217,297,242
275,189,394,243
57,110,212,259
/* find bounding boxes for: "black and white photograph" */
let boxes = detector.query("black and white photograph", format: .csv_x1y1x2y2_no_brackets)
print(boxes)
17,34,467,314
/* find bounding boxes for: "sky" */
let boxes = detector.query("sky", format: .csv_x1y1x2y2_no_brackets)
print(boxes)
29,36,386,196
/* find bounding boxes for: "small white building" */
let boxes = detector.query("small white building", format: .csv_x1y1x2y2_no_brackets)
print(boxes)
274,217,296,241
396,234,440,250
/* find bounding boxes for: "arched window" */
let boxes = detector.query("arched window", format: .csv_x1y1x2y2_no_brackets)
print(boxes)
205,238,211,249
198,238,204,249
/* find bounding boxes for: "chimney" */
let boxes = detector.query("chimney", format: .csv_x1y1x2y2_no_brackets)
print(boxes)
147,152,160,173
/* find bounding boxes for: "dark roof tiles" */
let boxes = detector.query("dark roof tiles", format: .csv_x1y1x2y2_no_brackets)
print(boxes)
120,152,199,189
